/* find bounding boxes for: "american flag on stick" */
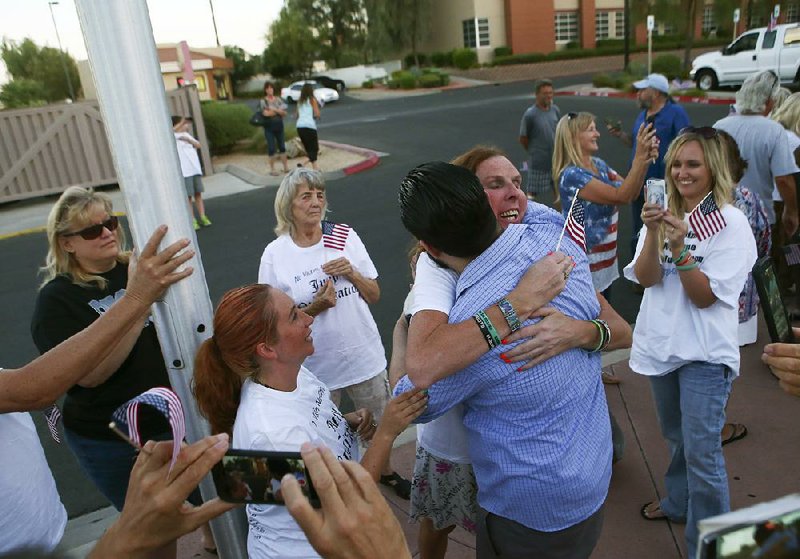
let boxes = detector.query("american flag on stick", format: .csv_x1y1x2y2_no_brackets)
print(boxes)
111,387,185,471
689,192,727,241
556,195,586,252
784,244,800,266
44,404,62,443
322,220,350,250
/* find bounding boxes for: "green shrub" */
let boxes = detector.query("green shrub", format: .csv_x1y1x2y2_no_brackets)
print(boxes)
362,80,374,88
564,41,580,50
430,51,454,66
391,69,415,81
652,54,683,80
399,75,417,89
418,73,443,88
387,80,400,89
494,52,547,65
245,123,297,154
452,48,478,69
592,71,640,90
677,87,707,98
200,101,255,155
404,52,428,67
494,46,512,57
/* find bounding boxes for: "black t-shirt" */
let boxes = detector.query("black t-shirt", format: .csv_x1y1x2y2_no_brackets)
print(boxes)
31,263,169,440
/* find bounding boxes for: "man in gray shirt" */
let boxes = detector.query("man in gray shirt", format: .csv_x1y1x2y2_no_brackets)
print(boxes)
519,79,561,201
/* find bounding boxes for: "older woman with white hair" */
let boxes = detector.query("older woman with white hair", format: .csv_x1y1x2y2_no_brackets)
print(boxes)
257,168,412,498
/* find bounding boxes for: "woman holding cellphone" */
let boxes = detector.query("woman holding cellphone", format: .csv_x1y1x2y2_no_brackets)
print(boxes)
193,284,426,559
623,128,756,559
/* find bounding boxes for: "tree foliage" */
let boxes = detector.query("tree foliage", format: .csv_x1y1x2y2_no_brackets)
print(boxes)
1,38,81,104
290,0,367,68
0,79,48,108
362,0,431,65
263,4,321,78
224,45,262,95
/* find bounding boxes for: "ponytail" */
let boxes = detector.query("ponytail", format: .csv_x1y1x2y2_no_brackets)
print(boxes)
193,338,243,436
192,284,279,436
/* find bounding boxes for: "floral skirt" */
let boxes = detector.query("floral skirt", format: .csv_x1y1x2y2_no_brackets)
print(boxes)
410,444,478,533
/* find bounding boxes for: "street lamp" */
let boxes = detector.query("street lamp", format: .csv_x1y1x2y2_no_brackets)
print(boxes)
48,1,76,101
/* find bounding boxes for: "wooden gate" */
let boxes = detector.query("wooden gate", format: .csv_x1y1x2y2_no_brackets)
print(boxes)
0,86,211,204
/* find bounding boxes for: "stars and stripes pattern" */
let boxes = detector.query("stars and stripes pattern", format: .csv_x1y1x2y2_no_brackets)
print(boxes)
321,221,350,250
785,244,800,266
44,404,62,443
112,387,185,470
689,192,727,241
564,197,586,252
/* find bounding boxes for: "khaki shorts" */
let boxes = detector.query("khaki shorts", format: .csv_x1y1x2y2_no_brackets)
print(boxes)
329,370,390,422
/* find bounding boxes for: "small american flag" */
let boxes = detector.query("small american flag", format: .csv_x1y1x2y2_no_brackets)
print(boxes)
563,196,586,251
321,221,350,250
767,12,777,32
784,244,800,266
112,387,185,471
44,404,62,443
689,192,727,241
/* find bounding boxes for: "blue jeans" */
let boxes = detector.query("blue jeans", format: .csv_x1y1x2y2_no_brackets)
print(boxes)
66,429,202,511
649,361,732,559
264,119,286,156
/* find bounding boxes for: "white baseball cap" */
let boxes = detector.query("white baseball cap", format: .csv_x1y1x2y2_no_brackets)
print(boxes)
633,73,670,94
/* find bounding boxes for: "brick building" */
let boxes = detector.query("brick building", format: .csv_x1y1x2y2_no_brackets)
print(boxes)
417,0,800,64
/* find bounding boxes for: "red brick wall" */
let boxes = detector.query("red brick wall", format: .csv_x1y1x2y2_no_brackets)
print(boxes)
580,0,596,49
505,0,555,54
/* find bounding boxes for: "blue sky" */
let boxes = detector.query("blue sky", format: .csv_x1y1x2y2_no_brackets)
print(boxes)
0,0,283,84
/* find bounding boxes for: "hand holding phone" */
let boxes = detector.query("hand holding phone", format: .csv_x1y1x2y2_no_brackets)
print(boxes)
645,179,667,210
603,116,622,132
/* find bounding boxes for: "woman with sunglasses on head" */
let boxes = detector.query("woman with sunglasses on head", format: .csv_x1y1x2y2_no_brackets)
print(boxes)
553,112,657,298
623,128,757,559
30,186,215,557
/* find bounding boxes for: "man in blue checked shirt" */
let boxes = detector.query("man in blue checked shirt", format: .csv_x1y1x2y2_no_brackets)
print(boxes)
394,162,611,559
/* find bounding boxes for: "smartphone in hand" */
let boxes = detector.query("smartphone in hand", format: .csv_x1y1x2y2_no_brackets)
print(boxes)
212,449,321,507
753,257,796,343
645,179,667,210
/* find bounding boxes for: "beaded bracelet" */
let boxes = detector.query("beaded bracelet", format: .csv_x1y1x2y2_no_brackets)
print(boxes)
675,260,700,271
474,310,501,349
497,297,521,332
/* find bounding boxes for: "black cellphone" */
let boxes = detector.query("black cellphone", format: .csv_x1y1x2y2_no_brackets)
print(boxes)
603,116,621,131
645,114,657,126
211,449,321,507
752,256,795,344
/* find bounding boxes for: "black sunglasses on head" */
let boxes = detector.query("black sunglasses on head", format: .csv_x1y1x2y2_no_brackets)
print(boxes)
679,126,718,140
63,215,119,240
567,112,578,120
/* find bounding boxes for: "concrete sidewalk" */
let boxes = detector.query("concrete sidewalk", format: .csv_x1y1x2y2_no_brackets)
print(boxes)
58,329,800,558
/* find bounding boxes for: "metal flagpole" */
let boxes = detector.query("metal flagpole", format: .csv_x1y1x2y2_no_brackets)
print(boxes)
73,1,247,556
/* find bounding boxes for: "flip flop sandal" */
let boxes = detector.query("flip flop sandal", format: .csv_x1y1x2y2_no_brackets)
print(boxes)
640,501,669,521
721,422,748,446
379,472,411,500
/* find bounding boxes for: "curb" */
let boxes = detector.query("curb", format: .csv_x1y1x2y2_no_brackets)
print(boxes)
318,140,381,176
556,89,734,105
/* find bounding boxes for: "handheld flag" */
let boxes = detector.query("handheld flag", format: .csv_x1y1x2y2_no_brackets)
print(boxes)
784,244,800,266
556,195,586,252
689,192,727,241
44,404,62,443
321,221,350,251
111,387,185,471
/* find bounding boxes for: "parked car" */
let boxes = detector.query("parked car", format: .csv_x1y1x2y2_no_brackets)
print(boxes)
311,75,347,92
690,23,800,91
280,81,340,104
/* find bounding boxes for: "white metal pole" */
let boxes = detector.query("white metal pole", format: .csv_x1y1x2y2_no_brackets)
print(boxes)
73,1,247,556
647,30,652,74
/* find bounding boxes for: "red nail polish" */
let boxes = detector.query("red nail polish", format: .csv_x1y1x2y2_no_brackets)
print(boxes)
547,251,554,255
501,338,508,344
516,367,523,372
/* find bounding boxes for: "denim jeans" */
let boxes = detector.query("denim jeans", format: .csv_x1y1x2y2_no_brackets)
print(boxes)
264,119,286,156
66,429,202,511
649,361,732,559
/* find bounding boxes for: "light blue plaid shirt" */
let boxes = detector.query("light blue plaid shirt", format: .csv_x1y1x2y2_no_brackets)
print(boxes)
395,216,611,532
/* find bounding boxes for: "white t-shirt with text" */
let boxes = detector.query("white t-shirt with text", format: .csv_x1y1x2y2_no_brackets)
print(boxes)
233,367,359,558
258,230,387,390
174,131,202,177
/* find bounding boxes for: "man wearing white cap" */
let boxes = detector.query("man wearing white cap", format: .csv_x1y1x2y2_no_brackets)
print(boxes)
607,73,690,262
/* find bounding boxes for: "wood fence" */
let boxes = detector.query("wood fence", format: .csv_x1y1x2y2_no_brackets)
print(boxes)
0,85,211,204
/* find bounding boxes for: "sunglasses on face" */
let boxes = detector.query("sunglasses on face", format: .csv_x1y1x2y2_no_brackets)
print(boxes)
63,215,119,240
679,126,717,140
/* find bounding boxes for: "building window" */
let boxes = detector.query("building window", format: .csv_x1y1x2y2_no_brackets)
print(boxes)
595,11,609,40
463,18,490,48
702,5,715,34
614,11,625,38
787,3,800,23
555,12,578,43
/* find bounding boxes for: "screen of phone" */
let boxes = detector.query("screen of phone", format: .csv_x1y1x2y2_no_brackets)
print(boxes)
753,257,795,343
700,508,800,559
212,450,320,506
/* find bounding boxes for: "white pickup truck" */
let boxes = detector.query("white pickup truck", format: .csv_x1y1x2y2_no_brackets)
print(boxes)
690,23,800,90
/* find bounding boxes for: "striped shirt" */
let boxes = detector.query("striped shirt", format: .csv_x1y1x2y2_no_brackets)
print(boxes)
395,216,611,532
558,159,621,292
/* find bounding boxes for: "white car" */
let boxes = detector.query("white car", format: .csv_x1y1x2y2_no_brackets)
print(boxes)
280,81,339,104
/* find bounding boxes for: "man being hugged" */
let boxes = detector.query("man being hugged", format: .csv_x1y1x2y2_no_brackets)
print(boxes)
394,162,611,559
